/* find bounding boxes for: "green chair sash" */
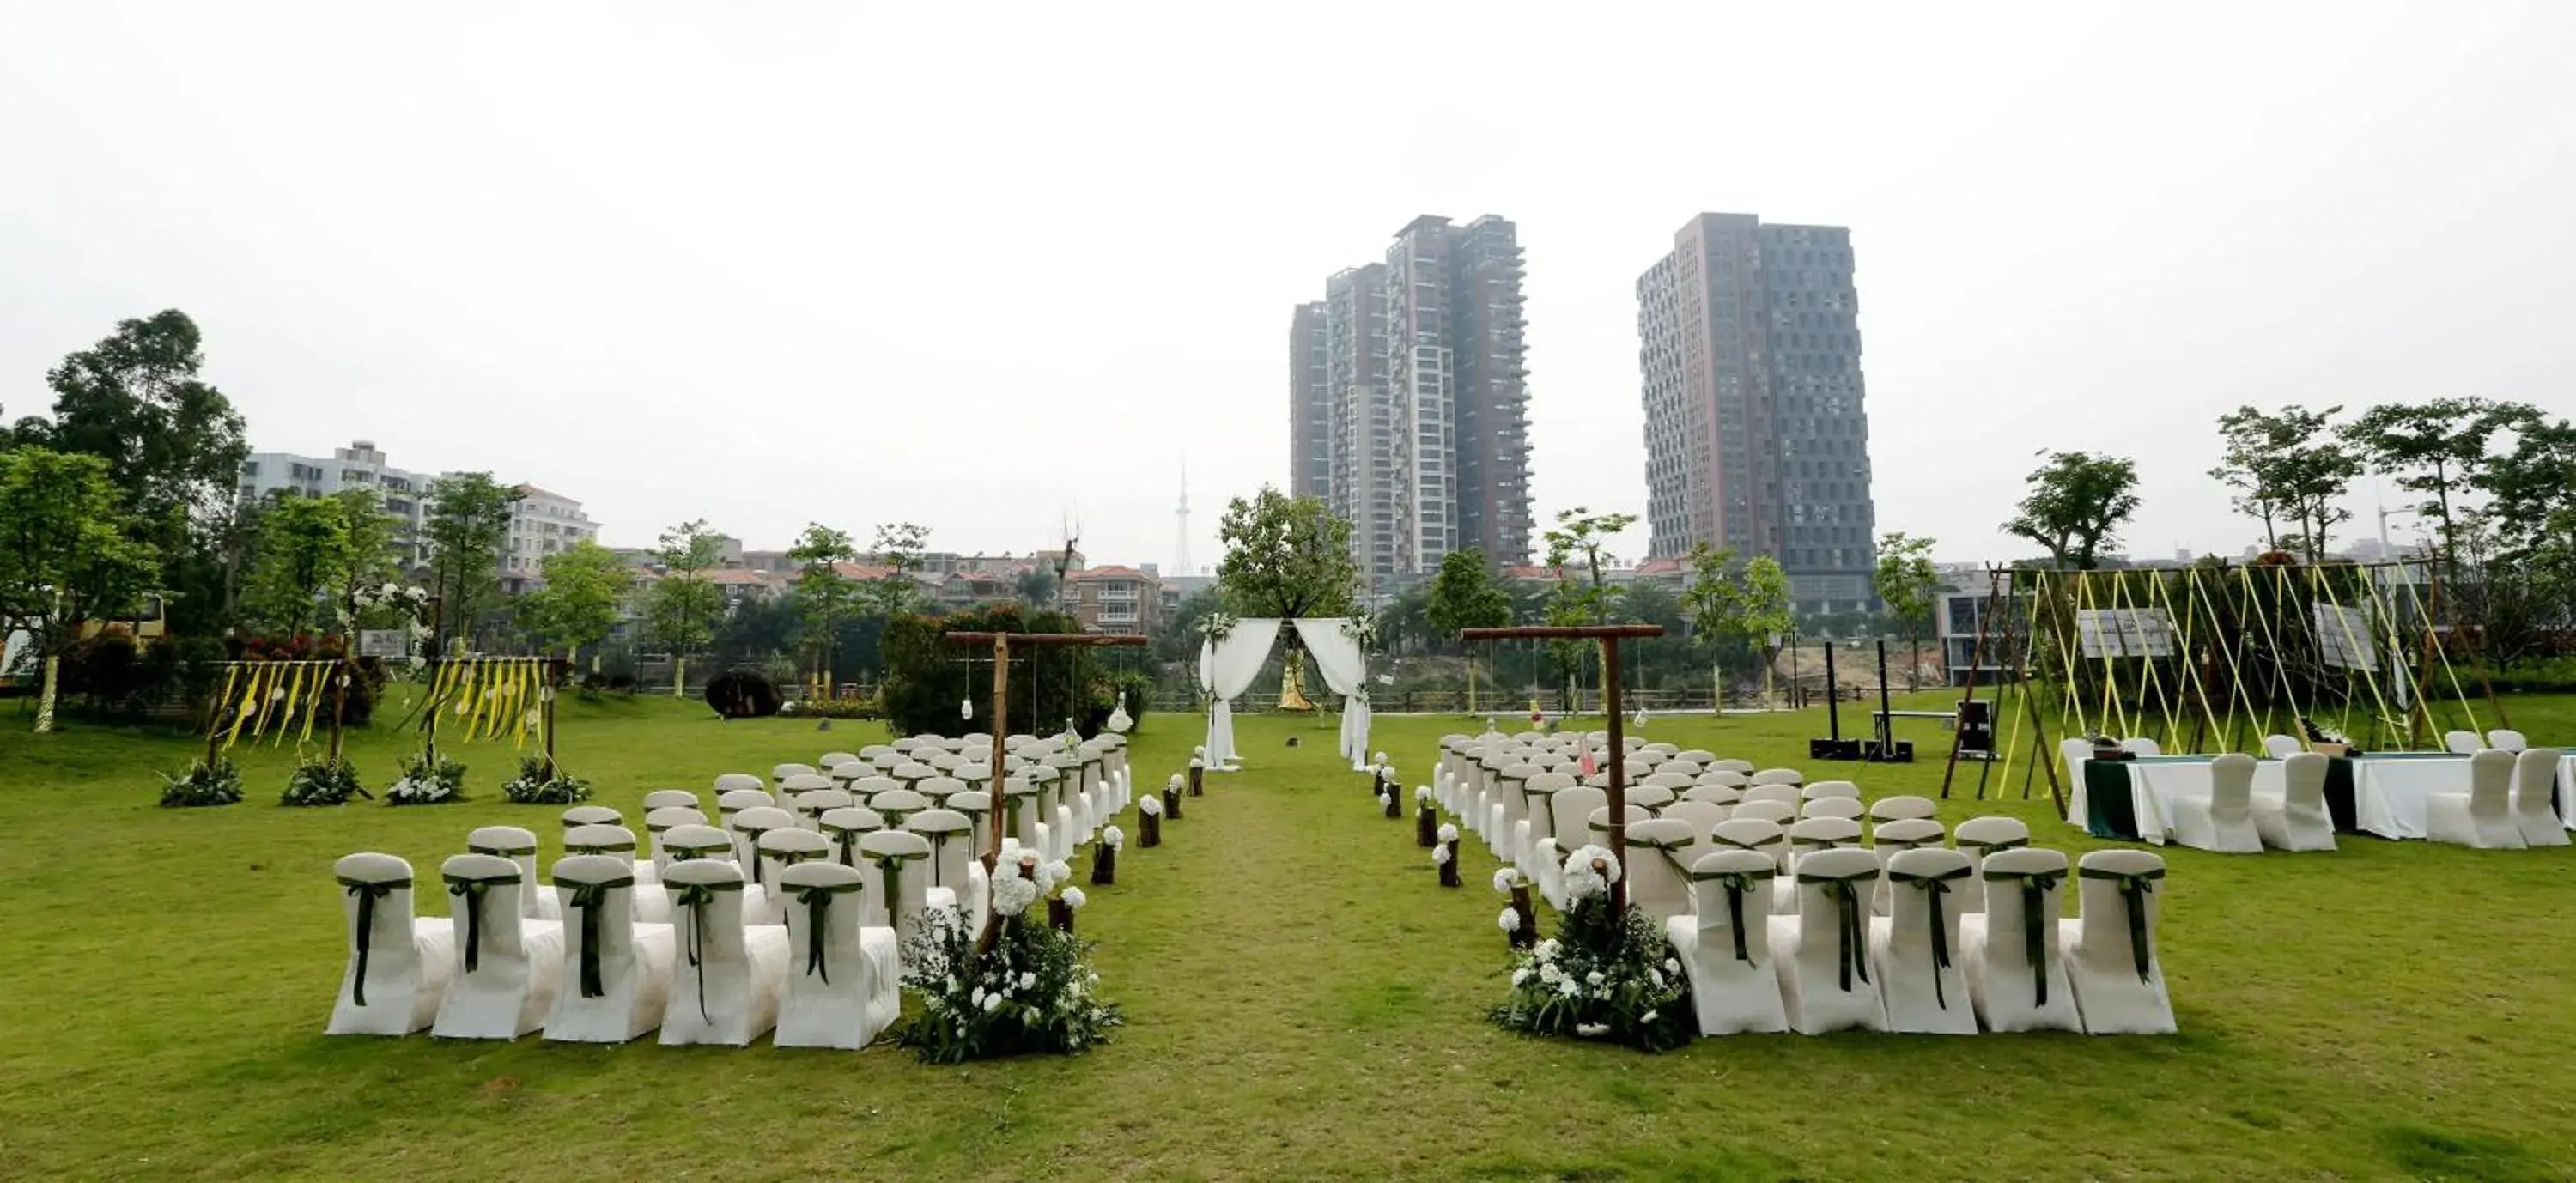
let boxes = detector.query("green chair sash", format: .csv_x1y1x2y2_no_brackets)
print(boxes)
1984,868,2066,1006
666,879,744,1024
567,839,636,856
1687,865,1774,962
565,877,635,999
866,850,931,924
441,871,517,975
821,823,880,868
2079,866,2164,982
734,828,782,887
1795,870,1876,992
337,875,408,1006
1957,836,2030,855
665,841,731,863
1888,866,1974,1010
467,842,535,858
790,880,862,983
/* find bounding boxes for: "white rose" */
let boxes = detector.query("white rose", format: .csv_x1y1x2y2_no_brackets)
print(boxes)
1641,1010,1659,1024
1510,968,1530,986
1558,978,1579,998
982,994,1002,1013
1018,972,1036,991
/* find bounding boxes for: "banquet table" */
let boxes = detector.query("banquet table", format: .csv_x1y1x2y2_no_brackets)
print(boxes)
2074,752,2473,843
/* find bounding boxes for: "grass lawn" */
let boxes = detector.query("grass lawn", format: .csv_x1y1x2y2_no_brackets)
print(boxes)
3,687,2574,1181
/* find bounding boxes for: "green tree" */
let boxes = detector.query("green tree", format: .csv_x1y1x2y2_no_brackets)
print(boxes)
648,519,726,695
2210,404,2362,562
787,524,861,690
519,540,629,664
2341,397,2539,572
1872,531,1941,689
1014,566,1060,610
1683,543,1793,695
1215,486,1358,617
0,446,160,732
1540,507,1638,704
2473,416,2576,561
327,488,404,632
23,311,249,560
1426,548,1511,710
244,494,349,637
867,522,932,617
2002,450,2141,569
422,473,520,649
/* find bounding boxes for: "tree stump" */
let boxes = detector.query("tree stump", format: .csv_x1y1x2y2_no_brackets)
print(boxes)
1438,839,1461,888
1091,844,1116,885
1048,896,1075,934
1382,790,1401,820
1139,811,1162,847
1416,804,1438,846
1508,884,1538,950
1163,786,1182,820
1188,761,1205,796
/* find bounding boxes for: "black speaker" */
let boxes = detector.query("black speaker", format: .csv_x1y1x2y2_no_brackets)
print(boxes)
1954,700,1996,756
1809,737,1862,761
1865,739,1915,763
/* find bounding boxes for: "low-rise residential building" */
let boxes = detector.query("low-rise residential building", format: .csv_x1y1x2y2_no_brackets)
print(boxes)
497,484,601,593
1061,565,1163,633
238,440,437,565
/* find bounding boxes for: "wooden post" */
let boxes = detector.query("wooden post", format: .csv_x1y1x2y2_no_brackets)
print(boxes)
542,658,568,780
1461,624,1663,914
327,656,352,767
1940,568,2000,799
945,628,1147,951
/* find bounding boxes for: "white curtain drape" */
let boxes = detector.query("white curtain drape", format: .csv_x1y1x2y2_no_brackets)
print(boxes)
1200,619,1279,770
1291,618,1371,770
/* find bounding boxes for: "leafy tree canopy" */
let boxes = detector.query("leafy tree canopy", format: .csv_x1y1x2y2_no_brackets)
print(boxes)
2002,450,2140,570
1216,486,1357,618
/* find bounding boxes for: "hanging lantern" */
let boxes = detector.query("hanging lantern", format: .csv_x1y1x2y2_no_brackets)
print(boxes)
961,696,975,721
1105,691,1133,734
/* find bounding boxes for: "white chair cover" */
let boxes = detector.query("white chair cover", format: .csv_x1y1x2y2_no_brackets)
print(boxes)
2063,850,2174,1034
326,853,454,1036
1765,848,1887,1034
2251,752,2336,852
1623,818,1703,924
2511,749,2569,847
857,828,941,950
658,858,787,1047
1801,797,1865,822
1958,846,2081,1033
817,806,887,871
431,853,565,1040
1866,795,1937,822
756,828,836,913
1668,849,1788,1035
2488,729,2529,753
565,824,669,920
1950,816,2033,913
542,854,676,1043
2263,734,2304,760
2445,730,2482,755
714,773,765,797
1662,799,1725,840
641,789,700,812
1868,848,1978,1034
2163,753,2263,853
2426,749,2525,849
728,808,799,923
1801,780,1862,801
466,825,556,921
2120,737,2160,756
773,861,901,1050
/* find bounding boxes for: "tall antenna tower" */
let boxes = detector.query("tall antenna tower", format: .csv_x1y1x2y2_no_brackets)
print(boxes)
1174,460,1193,575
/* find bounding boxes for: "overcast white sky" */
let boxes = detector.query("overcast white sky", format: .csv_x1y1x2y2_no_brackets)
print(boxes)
5,3,2570,571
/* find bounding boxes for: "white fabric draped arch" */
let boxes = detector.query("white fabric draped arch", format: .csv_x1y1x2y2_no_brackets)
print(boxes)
1291,618,1373,771
1200,619,1281,770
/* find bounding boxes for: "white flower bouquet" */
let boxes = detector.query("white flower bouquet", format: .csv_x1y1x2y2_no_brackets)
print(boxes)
896,904,1121,1064
1491,846,1692,1052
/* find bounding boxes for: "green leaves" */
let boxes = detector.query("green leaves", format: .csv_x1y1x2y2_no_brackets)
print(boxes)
1425,549,1510,637
1216,487,1358,619
521,540,629,658
1872,531,1940,632
2002,451,2141,569
0,446,161,705
422,473,521,646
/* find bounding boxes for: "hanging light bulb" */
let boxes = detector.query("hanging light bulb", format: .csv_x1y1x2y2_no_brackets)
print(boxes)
1631,703,1649,730
961,696,974,721
1106,691,1133,734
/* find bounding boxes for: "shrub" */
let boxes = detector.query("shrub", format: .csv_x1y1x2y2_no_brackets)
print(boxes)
281,756,367,806
387,751,467,805
784,695,883,720
160,758,245,808
500,755,592,804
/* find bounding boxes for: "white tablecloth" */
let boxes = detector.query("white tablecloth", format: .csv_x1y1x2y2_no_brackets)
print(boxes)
2561,754,2576,832
2111,755,2470,842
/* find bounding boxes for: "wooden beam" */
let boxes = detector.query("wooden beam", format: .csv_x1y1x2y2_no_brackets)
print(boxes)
1460,624,1666,641
1455,622,1662,912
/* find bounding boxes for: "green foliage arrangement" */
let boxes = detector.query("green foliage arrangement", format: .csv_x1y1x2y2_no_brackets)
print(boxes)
499,755,591,804
1491,846,1695,1053
386,751,467,806
780,695,883,720
280,755,366,806
159,757,244,808
897,871,1119,1063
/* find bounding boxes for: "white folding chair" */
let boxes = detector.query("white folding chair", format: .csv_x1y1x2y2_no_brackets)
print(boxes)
773,861,901,1050
431,853,564,1040
1766,847,1886,1034
2510,748,2568,847
1628,784,1678,815
756,828,835,912
771,762,818,785
1951,816,2032,913
1662,799,1725,839
2164,753,2263,853
907,808,985,933
2063,849,2173,1034
2488,729,2529,754
1516,772,1577,883
714,773,766,798
325,853,454,1036
644,806,711,873
1749,768,1804,788
1732,798,1796,828
2251,752,2336,852
792,787,853,832
856,828,940,952
729,807,799,921
2444,730,2482,755
1869,847,1978,1034
1870,818,1946,916
1958,847,2080,1033
542,854,676,1043
2119,737,2160,756
1668,849,1787,1035
658,858,787,1047
562,804,623,831
1801,796,1865,822
1741,783,1801,808
817,806,887,871
2426,749,2525,849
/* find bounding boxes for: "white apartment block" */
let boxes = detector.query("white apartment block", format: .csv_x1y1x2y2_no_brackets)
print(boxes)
500,484,600,585
238,440,435,564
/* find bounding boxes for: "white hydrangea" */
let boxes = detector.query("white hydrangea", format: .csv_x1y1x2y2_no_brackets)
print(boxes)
1168,773,1185,789
1061,887,1087,910
1103,826,1125,850
1376,792,1391,808
1664,957,1680,974
991,874,1039,917
1585,970,1606,987
1534,939,1560,962
1139,795,1163,816
1019,971,1037,991
1510,967,1530,986
982,993,1003,1013
971,986,987,1007
1557,977,1579,998
1498,907,1521,933
1538,962,1563,985
1431,845,1452,866
1649,968,1666,989
1437,823,1458,843
1415,786,1432,803
1492,869,1519,894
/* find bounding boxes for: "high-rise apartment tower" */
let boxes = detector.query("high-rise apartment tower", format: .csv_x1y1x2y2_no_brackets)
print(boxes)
1637,212,1877,613
1294,215,1532,588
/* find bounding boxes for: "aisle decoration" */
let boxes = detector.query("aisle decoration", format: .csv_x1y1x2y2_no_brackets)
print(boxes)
1137,792,1163,846
1163,774,1184,821
1091,825,1122,885
1433,823,1461,887
897,854,1121,1063
281,756,367,807
386,752,467,805
159,756,244,808
1491,844,1694,1052
1492,868,1538,950
1415,786,1438,846
500,754,593,805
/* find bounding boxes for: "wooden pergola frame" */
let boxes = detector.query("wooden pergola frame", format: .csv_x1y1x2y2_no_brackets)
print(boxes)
1460,624,1665,911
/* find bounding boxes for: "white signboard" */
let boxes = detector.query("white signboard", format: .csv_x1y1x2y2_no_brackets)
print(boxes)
2312,604,2377,670
356,629,410,659
2074,608,2177,658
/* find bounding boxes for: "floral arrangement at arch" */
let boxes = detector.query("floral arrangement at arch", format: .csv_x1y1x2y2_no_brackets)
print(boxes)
159,757,244,808
386,751,467,805
500,754,593,805
1490,844,1695,1052
1194,611,1239,641
281,755,367,807
896,851,1121,1063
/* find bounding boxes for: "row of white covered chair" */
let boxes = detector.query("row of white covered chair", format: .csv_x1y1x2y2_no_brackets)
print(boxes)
705,754,1132,868
2078,743,2567,853
325,849,902,1049
1662,845,2175,1036
2427,748,2569,850
2442,728,2531,755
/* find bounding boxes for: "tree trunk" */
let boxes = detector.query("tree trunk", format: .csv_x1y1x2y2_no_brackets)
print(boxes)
672,655,688,697
33,653,60,734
